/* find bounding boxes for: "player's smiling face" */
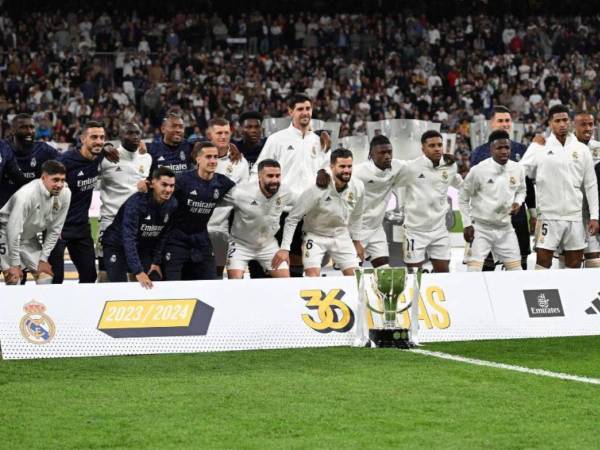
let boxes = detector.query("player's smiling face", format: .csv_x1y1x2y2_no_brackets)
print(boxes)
331,156,353,184
82,127,106,156
42,172,66,196
289,101,312,129
259,166,281,196
196,147,219,173
14,118,36,146
574,114,595,143
162,117,184,145
152,176,175,203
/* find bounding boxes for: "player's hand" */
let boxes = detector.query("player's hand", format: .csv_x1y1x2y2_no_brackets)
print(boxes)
463,225,475,243
529,216,537,235
135,272,153,289
510,202,521,215
103,143,120,163
137,179,149,193
37,260,53,276
589,219,599,236
353,240,365,262
272,249,290,270
138,140,147,154
148,264,163,280
6,266,23,284
316,169,331,189
319,130,331,152
443,153,456,165
229,143,242,163
532,134,546,146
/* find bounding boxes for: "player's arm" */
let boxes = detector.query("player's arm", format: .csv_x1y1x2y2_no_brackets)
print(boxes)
519,143,539,179
5,194,30,269
513,166,527,210
458,170,476,242
349,187,365,261
4,151,28,187
583,152,599,234
40,190,71,264
450,169,464,189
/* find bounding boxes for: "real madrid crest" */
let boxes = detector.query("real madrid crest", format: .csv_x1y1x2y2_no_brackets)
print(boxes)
164,213,169,223
139,165,145,174
180,150,186,161
52,198,60,211
572,151,578,160
509,176,516,186
20,300,56,345
30,157,37,168
213,188,220,200
441,170,448,181
226,164,233,174
347,191,354,202
276,196,282,206
311,145,317,157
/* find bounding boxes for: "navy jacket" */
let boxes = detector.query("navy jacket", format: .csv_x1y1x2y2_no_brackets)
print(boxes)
168,170,235,249
148,140,193,176
0,140,58,207
58,149,102,233
102,191,178,274
233,137,266,168
470,140,536,221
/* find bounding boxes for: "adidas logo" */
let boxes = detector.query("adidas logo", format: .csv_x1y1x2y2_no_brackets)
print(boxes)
145,215,151,220
325,196,332,201
585,295,600,315
368,180,374,183
287,145,294,151
547,150,554,155
115,166,122,171
487,179,494,184
77,170,84,176
250,200,258,205
417,174,425,179
190,190,197,195
158,156,165,161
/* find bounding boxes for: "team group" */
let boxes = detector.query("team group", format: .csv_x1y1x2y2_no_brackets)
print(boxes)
0,94,599,287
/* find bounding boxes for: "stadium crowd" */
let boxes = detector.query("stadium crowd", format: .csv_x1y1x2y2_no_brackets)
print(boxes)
1,9,600,158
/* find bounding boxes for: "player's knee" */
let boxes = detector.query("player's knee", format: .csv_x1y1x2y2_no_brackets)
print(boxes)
584,258,600,268
535,264,549,270
504,260,522,271
467,261,484,272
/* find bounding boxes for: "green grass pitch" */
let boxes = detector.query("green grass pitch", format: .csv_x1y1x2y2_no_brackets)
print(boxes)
1,336,599,449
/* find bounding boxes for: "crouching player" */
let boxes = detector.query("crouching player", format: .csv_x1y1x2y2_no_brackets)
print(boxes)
273,148,365,276
225,159,291,278
101,167,177,288
459,130,525,271
0,160,71,284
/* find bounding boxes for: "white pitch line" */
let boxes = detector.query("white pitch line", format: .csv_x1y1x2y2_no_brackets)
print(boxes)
410,348,600,386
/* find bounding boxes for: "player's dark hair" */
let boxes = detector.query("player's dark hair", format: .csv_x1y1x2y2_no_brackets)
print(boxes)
330,148,353,164
162,111,183,123
258,159,280,172
369,135,391,151
287,93,311,109
421,130,442,144
41,160,66,176
208,117,230,128
488,129,510,143
151,166,176,180
491,105,511,117
548,104,569,120
82,120,105,133
240,111,263,124
191,141,217,159
11,113,33,126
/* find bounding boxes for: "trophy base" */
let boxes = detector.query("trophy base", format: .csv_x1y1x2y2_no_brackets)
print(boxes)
369,328,413,349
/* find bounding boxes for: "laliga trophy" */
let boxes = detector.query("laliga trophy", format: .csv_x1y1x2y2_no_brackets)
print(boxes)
356,267,420,348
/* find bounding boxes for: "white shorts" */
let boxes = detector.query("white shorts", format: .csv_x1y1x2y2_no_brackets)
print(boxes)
208,229,229,267
465,224,521,263
535,219,586,252
226,239,289,272
0,230,42,272
302,232,358,271
361,227,389,260
403,226,450,264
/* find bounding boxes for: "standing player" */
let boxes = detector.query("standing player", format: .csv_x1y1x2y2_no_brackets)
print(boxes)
225,159,291,279
253,93,331,277
0,161,71,285
353,135,406,268
48,121,107,283
163,141,235,280
396,130,463,273
520,105,599,269
102,167,177,289
233,111,267,169
459,130,525,271
470,105,536,269
148,113,193,175
0,114,59,208
273,149,364,277
206,118,249,278
96,122,152,281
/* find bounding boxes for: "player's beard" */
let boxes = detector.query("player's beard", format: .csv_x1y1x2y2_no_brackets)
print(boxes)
264,182,280,195
334,172,351,184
